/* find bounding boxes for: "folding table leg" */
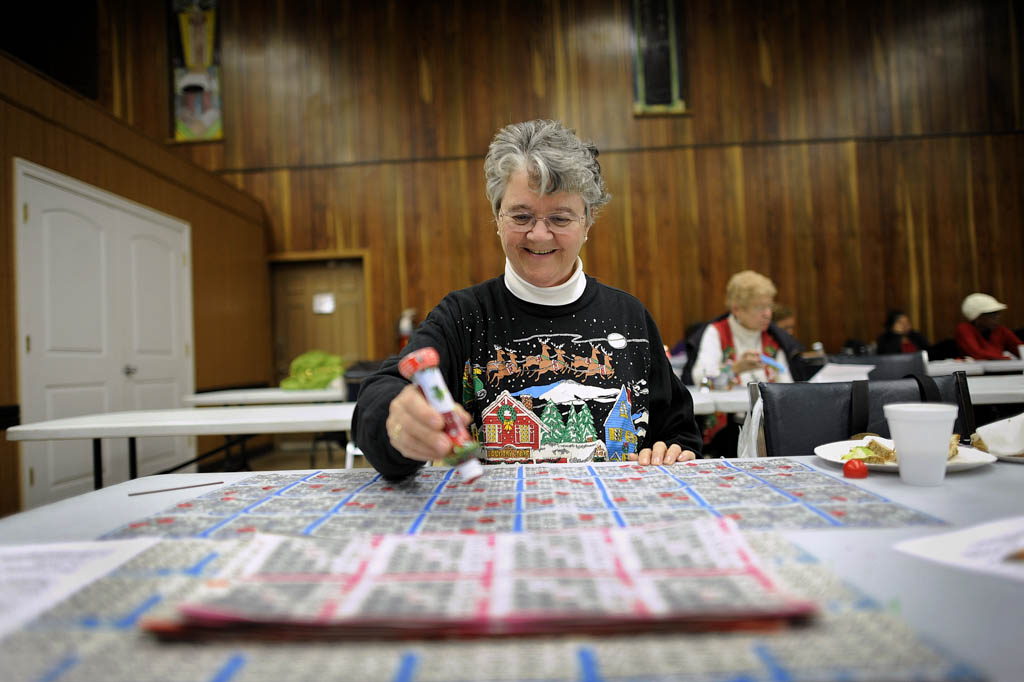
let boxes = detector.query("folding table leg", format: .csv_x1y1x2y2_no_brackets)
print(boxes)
92,439,102,490
129,438,138,479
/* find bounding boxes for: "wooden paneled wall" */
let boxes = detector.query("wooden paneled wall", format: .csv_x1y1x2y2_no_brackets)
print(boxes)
108,0,1022,359
0,53,274,515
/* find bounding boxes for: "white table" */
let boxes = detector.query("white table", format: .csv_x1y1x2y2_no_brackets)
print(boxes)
0,456,1020,680
6,404,355,490
686,387,715,415
927,359,985,376
976,358,1024,373
183,387,347,406
686,386,750,415
930,358,1024,376
967,374,1024,405
797,455,1022,682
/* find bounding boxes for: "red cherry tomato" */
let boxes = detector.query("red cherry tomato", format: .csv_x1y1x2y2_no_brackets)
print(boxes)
843,459,868,478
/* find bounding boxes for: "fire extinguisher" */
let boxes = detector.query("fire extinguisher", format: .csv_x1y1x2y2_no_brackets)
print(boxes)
397,308,416,351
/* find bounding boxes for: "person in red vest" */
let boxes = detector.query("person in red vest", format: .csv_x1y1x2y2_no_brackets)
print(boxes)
955,293,1022,360
691,271,796,389
687,271,800,457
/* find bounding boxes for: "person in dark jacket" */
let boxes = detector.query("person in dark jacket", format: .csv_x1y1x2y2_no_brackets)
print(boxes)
876,310,930,355
352,120,701,478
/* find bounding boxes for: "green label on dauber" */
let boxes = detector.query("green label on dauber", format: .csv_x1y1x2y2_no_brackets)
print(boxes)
444,442,482,468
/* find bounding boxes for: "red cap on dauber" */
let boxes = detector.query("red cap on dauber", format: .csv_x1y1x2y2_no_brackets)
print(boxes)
398,347,440,379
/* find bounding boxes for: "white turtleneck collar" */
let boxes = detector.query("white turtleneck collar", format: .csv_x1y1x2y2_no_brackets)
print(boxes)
503,258,587,306
727,313,763,346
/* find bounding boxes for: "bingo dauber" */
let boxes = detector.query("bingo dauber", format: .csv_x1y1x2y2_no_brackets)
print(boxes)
398,347,484,482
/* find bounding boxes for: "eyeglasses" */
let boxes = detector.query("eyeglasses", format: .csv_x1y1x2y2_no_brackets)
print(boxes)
498,211,586,233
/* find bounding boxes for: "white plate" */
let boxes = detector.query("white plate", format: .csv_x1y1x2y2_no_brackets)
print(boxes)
990,451,1024,464
813,437,996,472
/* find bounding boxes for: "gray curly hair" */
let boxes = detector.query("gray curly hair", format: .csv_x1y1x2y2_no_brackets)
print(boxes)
484,120,611,226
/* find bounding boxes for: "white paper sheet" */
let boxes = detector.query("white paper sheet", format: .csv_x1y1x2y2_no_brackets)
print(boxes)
808,363,875,383
0,538,159,639
894,516,1024,582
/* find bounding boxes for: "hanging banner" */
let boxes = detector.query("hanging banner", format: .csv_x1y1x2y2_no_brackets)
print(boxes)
169,0,223,141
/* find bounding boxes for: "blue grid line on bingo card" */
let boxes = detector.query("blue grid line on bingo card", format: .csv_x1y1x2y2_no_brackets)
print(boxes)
391,651,420,682
818,469,897,504
793,501,845,527
759,483,804,505
514,467,525,531
191,473,318,539
515,470,526,512
577,646,604,682
198,513,245,538
431,466,457,494
752,644,794,682
35,654,80,682
586,465,618,511
184,552,220,576
209,653,247,682
303,477,389,535
420,493,442,514
112,593,163,629
407,511,429,535
676,480,715,512
249,471,320,501
328,474,386,513
192,477,311,539
586,466,627,527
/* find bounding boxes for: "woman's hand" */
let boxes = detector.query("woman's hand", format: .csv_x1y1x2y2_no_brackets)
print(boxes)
386,384,472,463
628,442,697,466
732,350,763,374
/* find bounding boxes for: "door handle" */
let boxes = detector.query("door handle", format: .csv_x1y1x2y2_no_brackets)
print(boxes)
123,364,138,377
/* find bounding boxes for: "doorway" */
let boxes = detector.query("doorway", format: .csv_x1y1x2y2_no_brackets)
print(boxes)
271,259,369,385
15,159,195,508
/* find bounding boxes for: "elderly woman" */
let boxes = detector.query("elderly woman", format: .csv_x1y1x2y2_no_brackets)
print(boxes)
691,271,799,389
353,120,700,478
686,271,800,457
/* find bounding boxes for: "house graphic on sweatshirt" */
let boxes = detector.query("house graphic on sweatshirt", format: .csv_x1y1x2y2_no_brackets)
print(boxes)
480,390,546,454
603,385,637,461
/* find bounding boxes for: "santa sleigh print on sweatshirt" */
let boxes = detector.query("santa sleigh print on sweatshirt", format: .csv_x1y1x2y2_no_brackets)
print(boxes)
485,341,616,384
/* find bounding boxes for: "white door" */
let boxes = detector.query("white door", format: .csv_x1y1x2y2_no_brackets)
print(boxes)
16,160,195,509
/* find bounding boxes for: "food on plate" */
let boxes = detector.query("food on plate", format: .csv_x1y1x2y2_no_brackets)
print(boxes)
842,440,894,464
841,445,874,461
970,432,988,452
865,438,897,463
842,435,960,466
842,459,868,478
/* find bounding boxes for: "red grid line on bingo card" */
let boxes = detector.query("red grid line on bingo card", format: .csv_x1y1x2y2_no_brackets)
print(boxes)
715,516,775,590
316,535,384,621
475,534,497,618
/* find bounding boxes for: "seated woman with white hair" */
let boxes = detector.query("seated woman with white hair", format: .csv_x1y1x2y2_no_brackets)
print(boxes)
687,271,802,457
691,271,799,389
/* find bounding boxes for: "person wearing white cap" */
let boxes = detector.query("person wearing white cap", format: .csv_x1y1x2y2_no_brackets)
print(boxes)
955,293,1022,360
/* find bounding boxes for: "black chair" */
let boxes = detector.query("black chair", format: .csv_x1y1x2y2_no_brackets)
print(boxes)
754,371,975,458
927,338,961,361
826,352,925,380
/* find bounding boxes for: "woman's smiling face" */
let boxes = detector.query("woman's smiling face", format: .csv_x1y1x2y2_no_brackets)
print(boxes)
497,169,590,288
